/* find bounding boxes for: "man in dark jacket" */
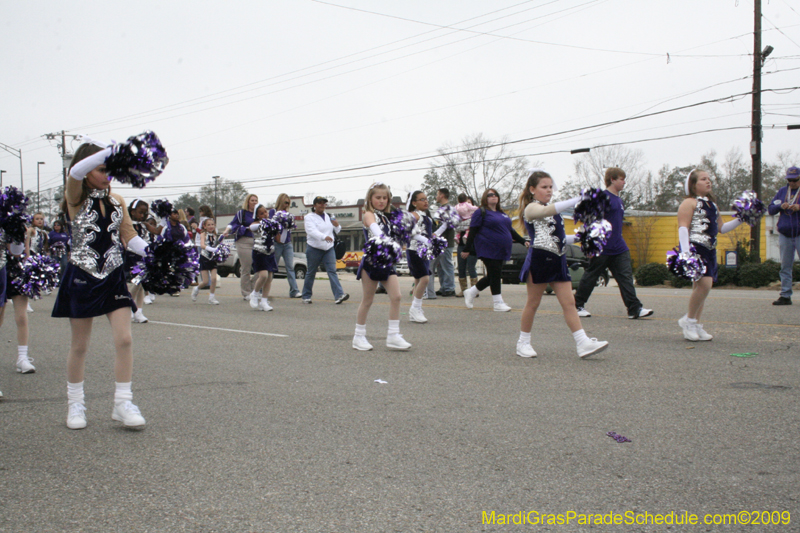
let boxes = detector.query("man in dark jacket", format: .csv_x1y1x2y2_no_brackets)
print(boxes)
767,166,800,305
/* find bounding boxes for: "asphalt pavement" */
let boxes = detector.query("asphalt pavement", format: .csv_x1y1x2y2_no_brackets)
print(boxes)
1,273,798,532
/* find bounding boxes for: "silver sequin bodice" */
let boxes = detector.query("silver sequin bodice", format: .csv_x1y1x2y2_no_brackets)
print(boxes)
689,197,717,250
527,201,564,256
69,189,124,279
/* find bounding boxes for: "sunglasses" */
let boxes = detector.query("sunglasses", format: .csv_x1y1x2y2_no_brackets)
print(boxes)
788,179,799,183
486,193,498,198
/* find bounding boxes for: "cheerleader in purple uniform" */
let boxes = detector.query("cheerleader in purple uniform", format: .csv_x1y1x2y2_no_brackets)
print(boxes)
192,217,223,305
48,219,70,267
126,199,152,323
405,191,444,324
246,204,278,311
52,142,150,430
353,183,410,351
0,242,5,399
677,169,742,341
517,170,609,359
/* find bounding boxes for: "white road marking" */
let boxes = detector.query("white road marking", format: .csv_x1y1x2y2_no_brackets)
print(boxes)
149,321,289,337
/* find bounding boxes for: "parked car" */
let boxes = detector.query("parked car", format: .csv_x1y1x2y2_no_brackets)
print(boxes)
216,237,307,280
395,257,409,276
501,242,610,291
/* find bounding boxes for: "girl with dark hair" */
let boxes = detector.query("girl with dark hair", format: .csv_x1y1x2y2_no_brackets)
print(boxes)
406,191,433,324
127,199,152,323
676,169,741,341
52,141,150,430
246,204,277,311
517,171,608,359
353,183,410,351
1,220,35,374
461,188,528,312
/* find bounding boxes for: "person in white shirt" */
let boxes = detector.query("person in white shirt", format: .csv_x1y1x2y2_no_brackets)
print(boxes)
301,197,349,304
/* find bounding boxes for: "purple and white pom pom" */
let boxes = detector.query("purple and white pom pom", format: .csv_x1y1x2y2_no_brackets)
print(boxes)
11,254,61,300
104,131,169,188
210,242,231,263
575,219,612,258
131,237,199,295
573,187,611,224
151,198,173,219
733,190,767,226
259,217,282,236
420,234,448,260
387,208,415,246
363,235,402,269
0,186,32,243
432,204,461,230
666,246,706,282
49,241,67,259
272,210,296,230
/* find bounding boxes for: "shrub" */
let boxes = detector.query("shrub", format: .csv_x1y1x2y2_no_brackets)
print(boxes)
714,267,738,287
670,274,693,288
736,260,781,288
635,262,669,286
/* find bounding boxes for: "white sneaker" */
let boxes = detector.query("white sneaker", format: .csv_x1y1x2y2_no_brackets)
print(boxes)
408,307,428,323
678,315,699,341
67,402,87,430
352,335,373,351
464,287,477,309
576,306,591,317
577,338,608,358
131,310,135,322
16,356,35,374
249,292,260,309
191,286,199,302
208,295,220,305
493,302,512,312
27,303,33,313
695,324,713,341
258,299,273,312
0,388,4,400
516,342,537,358
144,294,154,305
386,334,411,351
629,308,654,319
112,401,146,428
133,309,148,323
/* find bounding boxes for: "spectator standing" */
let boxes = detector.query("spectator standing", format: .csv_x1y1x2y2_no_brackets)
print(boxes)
455,194,479,296
573,167,653,319
426,188,456,298
225,194,259,299
301,197,349,304
270,193,301,298
768,165,800,305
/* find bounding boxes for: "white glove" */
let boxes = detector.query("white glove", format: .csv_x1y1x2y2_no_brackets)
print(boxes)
127,236,148,257
554,196,581,214
413,234,429,244
69,147,112,180
205,246,218,253
434,224,448,236
565,234,577,245
249,222,261,232
369,223,384,237
679,227,691,253
720,219,742,234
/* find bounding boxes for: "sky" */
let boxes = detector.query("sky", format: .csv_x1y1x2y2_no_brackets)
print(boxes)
2,0,799,211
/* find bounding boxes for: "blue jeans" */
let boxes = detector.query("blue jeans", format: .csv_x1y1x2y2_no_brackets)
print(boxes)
457,244,478,278
779,233,800,298
274,241,299,296
302,245,344,300
426,247,456,297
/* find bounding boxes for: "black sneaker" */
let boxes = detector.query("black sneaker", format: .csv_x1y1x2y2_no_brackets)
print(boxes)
773,297,792,306
440,290,456,297
435,289,443,296
375,286,387,294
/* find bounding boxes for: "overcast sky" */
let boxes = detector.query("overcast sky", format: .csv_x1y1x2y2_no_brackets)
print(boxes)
2,0,799,209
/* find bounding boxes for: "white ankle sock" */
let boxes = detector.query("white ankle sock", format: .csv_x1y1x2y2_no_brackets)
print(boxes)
114,382,133,404
18,345,28,359
686,317,697,324
67,382,84,404
388,320,400,336
209,293,216,298
518,331,531,343
261,298,270,305
572,329,589,345
492,294,503,304
412,297,423,309
355,324,366,336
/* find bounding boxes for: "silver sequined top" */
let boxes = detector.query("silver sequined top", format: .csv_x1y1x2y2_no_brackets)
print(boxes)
69,189,124,279
408,214,431,252
689,197,717,250
252,226,274,255
527,201,563,256
30,228,47,255
200,232,220,259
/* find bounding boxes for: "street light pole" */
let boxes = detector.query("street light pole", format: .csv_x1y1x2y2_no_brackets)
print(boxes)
0,142,23,190
212,176,220,222
0,170,5,188
37,162,45,211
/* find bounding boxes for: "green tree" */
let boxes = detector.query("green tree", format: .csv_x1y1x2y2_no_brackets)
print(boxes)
198,178,249,215
175,193,200,214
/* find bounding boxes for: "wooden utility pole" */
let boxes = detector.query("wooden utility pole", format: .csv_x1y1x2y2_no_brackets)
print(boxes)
750,0,762,260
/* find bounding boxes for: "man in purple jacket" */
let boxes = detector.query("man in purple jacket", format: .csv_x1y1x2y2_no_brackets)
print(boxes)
768,166,800,305
574,167,653,319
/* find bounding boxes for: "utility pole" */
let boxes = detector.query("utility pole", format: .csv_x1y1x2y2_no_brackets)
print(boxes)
43,131,79,189
750,0,768,261
0,142,23,190
212,176,220,222
0,170,5,188
37,161,45,211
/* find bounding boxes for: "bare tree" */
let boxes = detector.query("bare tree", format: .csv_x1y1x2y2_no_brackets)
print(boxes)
422,133,532,206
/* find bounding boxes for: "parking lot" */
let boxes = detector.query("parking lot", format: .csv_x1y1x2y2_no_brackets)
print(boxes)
1,273,798,532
